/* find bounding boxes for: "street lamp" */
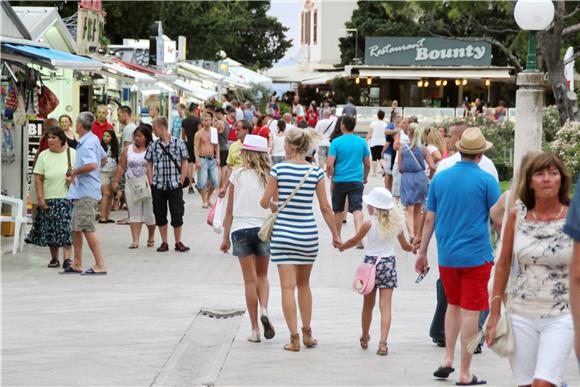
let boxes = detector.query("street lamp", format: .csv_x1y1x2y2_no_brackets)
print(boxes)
514,0,555,72
342,28,359,65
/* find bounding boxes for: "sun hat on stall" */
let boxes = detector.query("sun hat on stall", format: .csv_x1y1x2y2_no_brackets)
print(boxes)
362,187,395,210
456,127,493,155
241,134,268,152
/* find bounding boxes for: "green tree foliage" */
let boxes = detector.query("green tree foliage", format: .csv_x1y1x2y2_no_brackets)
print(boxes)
11,0,292,69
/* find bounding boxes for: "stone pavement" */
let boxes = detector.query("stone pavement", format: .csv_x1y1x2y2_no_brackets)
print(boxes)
2,176,578,386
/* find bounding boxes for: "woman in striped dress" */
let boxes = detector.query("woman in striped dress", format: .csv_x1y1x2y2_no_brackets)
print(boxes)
261,127,341,351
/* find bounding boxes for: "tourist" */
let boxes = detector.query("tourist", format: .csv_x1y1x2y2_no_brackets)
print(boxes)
220,135,275,343
423,128,445,170
487,152,573,386
253,116,271,140
494,100,507,123
182,103,200,194
99,129,119,224
172,103,186,139
25,126,75,268
215,119,230,186
145,117,190,253
112,124,156,249
269,120,286,165
343,96,357,121
92,104,114,140
260,127,341,351
415,127,500,385
305,101,319,128
398,123,435,241
115,105,137,223
366,110,387,177
63,111,108,275
292,95,305,124
339,187,413,355
59,114,77,149
194,113,220,208
391,118,410,200
219,120,252,197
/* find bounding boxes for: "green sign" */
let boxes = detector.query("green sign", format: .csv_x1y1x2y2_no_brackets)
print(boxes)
365,37,492,66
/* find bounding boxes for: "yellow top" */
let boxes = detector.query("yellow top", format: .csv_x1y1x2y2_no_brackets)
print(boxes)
226,140,243,168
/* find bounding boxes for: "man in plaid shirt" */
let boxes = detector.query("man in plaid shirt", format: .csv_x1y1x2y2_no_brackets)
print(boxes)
145,117,190,253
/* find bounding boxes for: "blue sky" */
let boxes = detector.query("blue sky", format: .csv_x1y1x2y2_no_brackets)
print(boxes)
268,0,302,65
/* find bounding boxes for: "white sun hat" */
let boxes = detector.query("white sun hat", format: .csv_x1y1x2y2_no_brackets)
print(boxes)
241,134,268,152
362,187,395,210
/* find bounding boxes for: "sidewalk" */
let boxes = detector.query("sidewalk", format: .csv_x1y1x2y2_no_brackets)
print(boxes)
2,176,578,386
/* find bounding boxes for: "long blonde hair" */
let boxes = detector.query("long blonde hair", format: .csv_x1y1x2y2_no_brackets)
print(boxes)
285,127,322,157
240,149,272,186
426,129,445,154
374,205,404,240
408,122,423,148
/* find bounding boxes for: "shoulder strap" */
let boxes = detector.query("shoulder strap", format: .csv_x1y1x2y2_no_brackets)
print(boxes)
66,145,71,169
404,143,424,171
278,165,315,212
322,119,335,136
159,140,182,173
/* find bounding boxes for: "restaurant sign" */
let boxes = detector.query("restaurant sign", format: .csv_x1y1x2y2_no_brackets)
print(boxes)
365,37,492,66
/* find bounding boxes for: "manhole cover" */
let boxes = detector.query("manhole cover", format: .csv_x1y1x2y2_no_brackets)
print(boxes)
200,307,245,319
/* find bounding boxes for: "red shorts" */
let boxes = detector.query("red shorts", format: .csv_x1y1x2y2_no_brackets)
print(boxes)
439,262,493,311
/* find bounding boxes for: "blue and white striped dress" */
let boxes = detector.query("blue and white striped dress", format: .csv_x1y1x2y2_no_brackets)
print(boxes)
270,162,325,265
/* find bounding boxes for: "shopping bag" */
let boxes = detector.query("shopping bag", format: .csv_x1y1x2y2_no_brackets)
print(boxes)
207,200,217,226
212,197,226,234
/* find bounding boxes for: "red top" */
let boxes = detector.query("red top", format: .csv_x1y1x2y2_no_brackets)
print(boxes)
227,120,238,142
92,120,114,140
38,136,49,153
306,110,319,128
253,126,271,140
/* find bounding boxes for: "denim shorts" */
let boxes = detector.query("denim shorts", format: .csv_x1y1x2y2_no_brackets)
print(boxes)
196,157,219,189
231,227,270,257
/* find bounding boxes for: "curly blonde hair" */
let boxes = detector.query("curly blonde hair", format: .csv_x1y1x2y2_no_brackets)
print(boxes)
374,205,405,240
285,127,322,156
240,149,272,186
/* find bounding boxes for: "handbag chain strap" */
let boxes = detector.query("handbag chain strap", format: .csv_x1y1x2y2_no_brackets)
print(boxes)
66,145,71,170
277,165,314,213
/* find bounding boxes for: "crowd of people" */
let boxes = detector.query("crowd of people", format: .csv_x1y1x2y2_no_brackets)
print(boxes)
22,93,580,386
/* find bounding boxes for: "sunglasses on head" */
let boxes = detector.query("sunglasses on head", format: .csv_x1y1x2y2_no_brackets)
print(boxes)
415,267,430,284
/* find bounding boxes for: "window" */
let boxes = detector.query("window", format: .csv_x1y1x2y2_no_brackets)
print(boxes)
300,11,304,44
313,10,318,44
305,11,311,44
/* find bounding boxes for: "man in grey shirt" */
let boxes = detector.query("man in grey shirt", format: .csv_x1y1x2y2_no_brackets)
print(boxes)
342,96,357,121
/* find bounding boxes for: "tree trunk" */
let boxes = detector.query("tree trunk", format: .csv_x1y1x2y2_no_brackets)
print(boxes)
538,2,579,124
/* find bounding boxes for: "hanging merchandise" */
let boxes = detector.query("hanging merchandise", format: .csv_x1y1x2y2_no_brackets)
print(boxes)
2,121,16,163
37,78,59,118
14,93,26,127
4,83,18,118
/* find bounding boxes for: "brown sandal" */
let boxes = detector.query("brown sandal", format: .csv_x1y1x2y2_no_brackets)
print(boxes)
360,334,370,349
377,341,388,356
302,327,318,348
283,333,300,352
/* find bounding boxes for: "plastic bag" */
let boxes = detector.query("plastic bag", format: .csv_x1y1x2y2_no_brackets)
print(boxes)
207,197,226,233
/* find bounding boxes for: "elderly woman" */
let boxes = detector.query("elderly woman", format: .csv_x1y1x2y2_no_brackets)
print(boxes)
487,152,573,387
25,126,76,268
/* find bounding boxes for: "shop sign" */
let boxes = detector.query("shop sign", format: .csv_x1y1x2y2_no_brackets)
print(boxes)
365,37,491,66
27,120,43,185
76,3,104,54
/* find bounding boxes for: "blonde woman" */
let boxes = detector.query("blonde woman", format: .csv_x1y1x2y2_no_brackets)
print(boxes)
339,188,413,356
221,135,275,343
260,127,341,351
398,123,435,241
424,128,445,170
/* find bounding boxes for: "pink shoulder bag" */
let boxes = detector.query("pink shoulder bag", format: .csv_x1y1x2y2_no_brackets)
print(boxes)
352,257,381,295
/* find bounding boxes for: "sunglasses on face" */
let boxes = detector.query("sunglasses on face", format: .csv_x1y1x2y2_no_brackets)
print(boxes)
415,267,430,284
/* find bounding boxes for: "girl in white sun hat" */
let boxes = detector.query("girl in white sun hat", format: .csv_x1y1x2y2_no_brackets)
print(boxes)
339,187,413,356
221,134,275,343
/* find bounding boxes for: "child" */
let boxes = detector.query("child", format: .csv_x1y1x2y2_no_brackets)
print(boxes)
339,187,413,355
220,135,275,343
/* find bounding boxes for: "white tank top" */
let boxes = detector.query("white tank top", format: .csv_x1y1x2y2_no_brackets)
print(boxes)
271,131,286,157
229,168,270,233
126,144,147,179
365,219,396,257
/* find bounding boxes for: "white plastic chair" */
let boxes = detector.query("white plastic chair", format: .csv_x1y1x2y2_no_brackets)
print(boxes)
0,195,26,254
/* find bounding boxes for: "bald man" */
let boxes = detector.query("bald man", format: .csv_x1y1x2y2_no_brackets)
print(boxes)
92,104,114,140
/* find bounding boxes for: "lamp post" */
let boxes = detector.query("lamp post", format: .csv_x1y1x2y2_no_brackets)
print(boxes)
512,0,554,171
342,28,359,65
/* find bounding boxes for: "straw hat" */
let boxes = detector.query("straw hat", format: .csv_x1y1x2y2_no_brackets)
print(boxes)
241,135,268,152
455,127,493,155
362,187,395,210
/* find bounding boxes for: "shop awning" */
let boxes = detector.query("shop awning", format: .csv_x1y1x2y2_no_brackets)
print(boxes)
300,72,341,85
98,63,156,84
1,43,101,70
177,62,224,81
352,66,513,80
112,58,177,82
172,79,217,101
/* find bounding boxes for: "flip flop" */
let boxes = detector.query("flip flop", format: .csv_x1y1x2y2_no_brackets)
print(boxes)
128,243,139,249
455,375,486,386
59,266,82,274
434,366,455,379
116,219,130,225
81,268,107,276
147,240,155,248
47,260,60,268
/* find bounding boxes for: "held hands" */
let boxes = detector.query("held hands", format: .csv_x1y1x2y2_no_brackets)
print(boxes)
412,235,421,254
332,235,343,250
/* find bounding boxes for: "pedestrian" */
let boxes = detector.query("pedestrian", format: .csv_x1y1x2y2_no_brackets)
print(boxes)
243,101,254,123
112,124,156,249
25,126,75,268
391,118,410,200
563,175,580,366
326,115,371,240
382,114,400,191
423,128,445,169
314,109,336,169
260,127,341,351
62,111,108,275
487,152,573,386
220,135,275,343
305,101,319,128
172,103,186,139
149,105,160,122
253,116,271,140
115,105,137,223
219,120,251,196
194,113,220,208
437,126,450,158
415,127,500,385
267,94,280,119
343,96,357,121
145,117,190,253
366,110,387,177
292,95,305,124
282,112,295,131
216,119,230,186
92,104,114,140
339,187,413,355
181,103,200,194
59,114,78,149
494,101,507,123
269,120,286,165
99,129,119,224
398,123,435,240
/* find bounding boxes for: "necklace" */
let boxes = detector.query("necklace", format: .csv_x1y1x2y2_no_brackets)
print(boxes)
530,205,565,221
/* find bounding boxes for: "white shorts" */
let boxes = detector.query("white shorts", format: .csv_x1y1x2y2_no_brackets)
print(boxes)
125,186,155,225
511,313,574,386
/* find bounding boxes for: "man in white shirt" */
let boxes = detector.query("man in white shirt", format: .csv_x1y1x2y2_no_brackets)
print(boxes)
118,106,137,148
282,113,295,131
314,109,336,168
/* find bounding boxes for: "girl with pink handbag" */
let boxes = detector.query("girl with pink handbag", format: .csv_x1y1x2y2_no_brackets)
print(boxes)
340,187,413,356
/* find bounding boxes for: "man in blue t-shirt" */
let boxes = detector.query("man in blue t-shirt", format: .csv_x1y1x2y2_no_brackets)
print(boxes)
326,115,371,238
563,175,580,366
416,127,500,385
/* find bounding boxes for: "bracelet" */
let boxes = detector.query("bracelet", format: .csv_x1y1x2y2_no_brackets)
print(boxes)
490,295,503,303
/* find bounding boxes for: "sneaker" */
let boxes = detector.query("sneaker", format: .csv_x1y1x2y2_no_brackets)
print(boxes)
247,330,261,343
157,242,169,252
260,313,275,340
175,242,190,252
